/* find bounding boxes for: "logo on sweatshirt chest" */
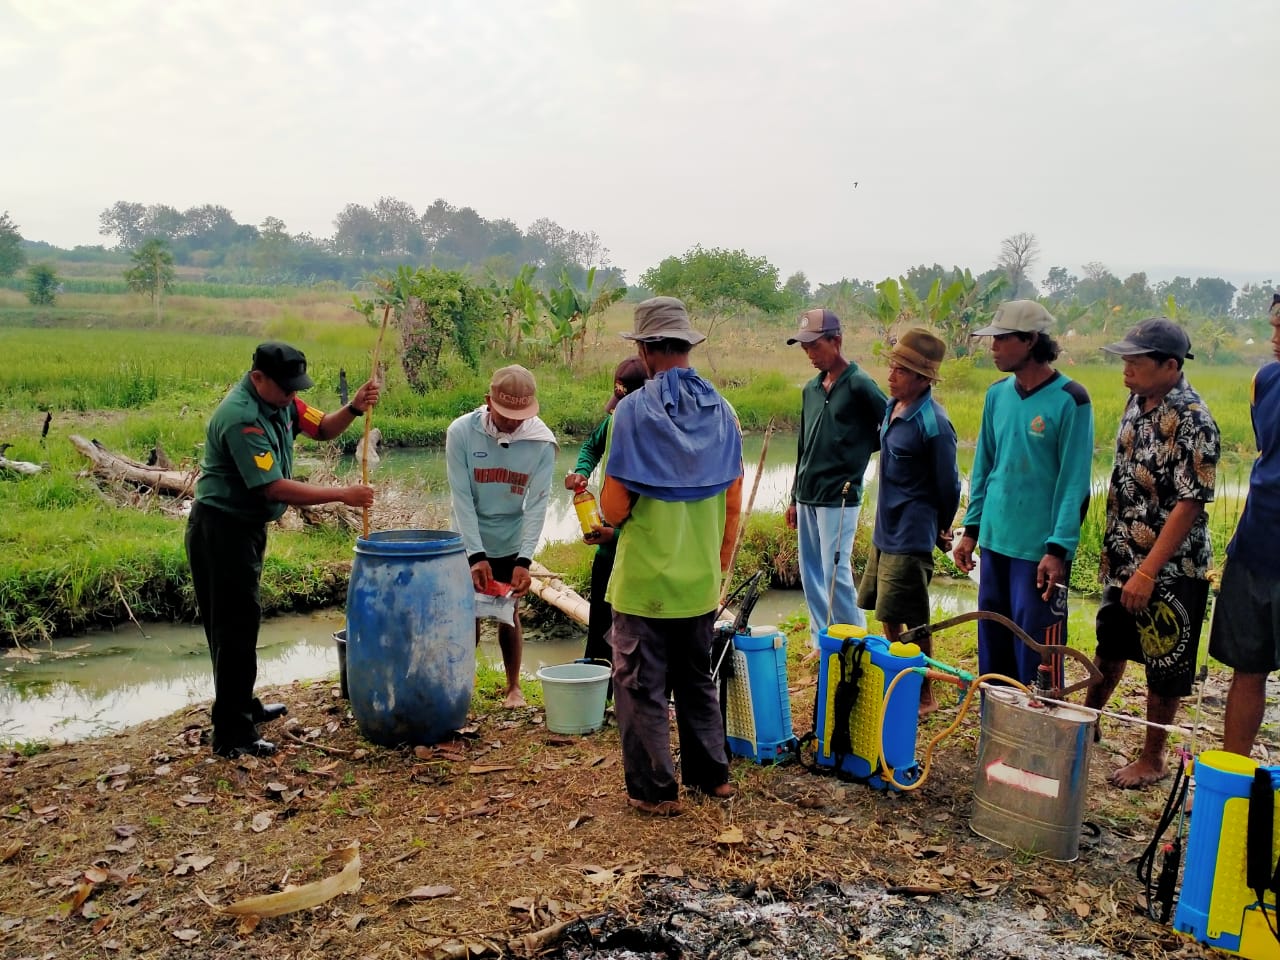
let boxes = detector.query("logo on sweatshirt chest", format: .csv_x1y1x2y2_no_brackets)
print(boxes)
1029,415,1046,437
474,466,529,496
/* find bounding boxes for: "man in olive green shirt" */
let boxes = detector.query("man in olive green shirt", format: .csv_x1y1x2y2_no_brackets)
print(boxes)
186,342,380,759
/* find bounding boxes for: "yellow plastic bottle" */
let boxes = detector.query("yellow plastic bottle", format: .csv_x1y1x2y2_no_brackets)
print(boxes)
573,481,602,536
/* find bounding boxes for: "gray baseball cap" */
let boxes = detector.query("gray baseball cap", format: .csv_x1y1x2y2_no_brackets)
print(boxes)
787,308,841,345
970,300,1055,337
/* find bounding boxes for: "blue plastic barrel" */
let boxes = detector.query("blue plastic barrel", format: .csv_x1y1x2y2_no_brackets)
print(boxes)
345,529,476,746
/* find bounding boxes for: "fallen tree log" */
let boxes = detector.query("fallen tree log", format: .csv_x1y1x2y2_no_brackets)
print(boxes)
0,455,41,475
70,435,197,497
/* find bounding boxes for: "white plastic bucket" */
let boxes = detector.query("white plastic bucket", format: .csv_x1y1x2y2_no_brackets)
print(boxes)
535,661,611,735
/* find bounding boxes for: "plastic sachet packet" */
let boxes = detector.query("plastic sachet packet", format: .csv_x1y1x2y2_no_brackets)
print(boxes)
475,580,517,627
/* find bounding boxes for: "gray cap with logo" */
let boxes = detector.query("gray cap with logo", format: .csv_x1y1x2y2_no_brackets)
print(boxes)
786,308,842,345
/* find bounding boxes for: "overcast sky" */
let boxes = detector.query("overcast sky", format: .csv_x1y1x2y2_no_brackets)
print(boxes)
3,0,1275,288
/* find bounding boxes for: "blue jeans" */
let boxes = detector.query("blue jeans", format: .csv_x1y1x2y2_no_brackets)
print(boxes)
797,503,866,648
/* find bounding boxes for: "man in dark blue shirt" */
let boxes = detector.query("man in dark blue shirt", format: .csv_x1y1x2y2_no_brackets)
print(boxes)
857,329,960,714
1210,295,1280,758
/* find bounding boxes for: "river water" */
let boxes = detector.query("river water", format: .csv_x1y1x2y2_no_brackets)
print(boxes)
0,577,1108,745
0,590,803,745
371,430,807,549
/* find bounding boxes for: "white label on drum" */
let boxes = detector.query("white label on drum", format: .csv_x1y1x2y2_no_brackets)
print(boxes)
986,760,1060,799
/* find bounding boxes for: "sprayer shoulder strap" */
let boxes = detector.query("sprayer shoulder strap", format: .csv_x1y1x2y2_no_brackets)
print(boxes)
829,638,868,766
1247,768,1280,901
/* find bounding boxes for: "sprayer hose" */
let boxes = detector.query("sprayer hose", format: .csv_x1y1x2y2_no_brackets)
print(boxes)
876,669,1031,792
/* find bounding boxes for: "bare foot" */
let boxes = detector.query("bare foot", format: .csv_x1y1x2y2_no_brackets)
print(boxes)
918,681,938,718
1109,758,1167,789
502,688,527,709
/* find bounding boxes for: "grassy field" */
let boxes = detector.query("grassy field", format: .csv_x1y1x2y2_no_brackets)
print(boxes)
0,287,1269,644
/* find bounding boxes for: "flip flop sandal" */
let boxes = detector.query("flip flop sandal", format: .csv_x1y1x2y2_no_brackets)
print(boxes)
628,798,684,817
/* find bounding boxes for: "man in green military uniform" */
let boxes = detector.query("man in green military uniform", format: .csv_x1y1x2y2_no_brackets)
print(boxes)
187,342,380,758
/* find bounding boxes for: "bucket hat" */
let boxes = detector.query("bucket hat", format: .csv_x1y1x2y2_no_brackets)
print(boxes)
621,297,706,345
888,328,947,381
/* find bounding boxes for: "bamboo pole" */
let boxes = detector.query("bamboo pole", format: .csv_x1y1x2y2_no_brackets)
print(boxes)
360,303,392,539
719,417,774,609
527,561,590,626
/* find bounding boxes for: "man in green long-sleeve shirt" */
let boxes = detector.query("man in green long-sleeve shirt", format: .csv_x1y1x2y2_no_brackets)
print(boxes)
952,301,1094,688
785,308,887,654
563,357,647,665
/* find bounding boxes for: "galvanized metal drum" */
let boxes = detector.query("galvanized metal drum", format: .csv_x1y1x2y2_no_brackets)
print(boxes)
970,687,1094,862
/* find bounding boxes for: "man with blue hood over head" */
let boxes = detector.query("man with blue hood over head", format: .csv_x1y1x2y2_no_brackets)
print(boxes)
600,296,744,817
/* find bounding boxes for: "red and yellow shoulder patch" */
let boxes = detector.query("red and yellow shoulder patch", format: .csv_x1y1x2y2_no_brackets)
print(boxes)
241,425,265,435
294,398,324,439
253,451,275,471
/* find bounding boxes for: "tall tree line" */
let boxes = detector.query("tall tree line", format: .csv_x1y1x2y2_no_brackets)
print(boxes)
94,198,620,287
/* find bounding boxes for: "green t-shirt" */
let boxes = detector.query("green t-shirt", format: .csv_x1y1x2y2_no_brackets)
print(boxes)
605,493,727,619
194,375,322,524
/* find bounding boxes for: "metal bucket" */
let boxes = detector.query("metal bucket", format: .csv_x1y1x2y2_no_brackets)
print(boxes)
970,687,1094,862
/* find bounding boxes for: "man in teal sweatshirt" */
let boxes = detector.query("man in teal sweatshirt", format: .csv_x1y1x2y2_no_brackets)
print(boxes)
952,301,1093,688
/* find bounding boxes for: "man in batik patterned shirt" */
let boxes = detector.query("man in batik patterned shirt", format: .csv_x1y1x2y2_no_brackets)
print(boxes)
1084,319,1220,789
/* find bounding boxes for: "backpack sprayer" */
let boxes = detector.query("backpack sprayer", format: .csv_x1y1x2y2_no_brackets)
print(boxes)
711,571,800,763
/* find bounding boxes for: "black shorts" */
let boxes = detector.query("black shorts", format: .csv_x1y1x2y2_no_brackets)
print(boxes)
1095,576,1210,698
1209,559,1280,673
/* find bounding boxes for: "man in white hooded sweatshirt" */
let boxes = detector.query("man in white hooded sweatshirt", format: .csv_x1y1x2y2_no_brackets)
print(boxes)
446,365,557,707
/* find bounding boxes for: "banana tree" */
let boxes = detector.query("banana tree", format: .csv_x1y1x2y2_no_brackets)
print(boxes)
1195,318,1231,361
540,268,625,366
898,276,967,329
939,270,1011,355
489,264,543,357
867,278,905,354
